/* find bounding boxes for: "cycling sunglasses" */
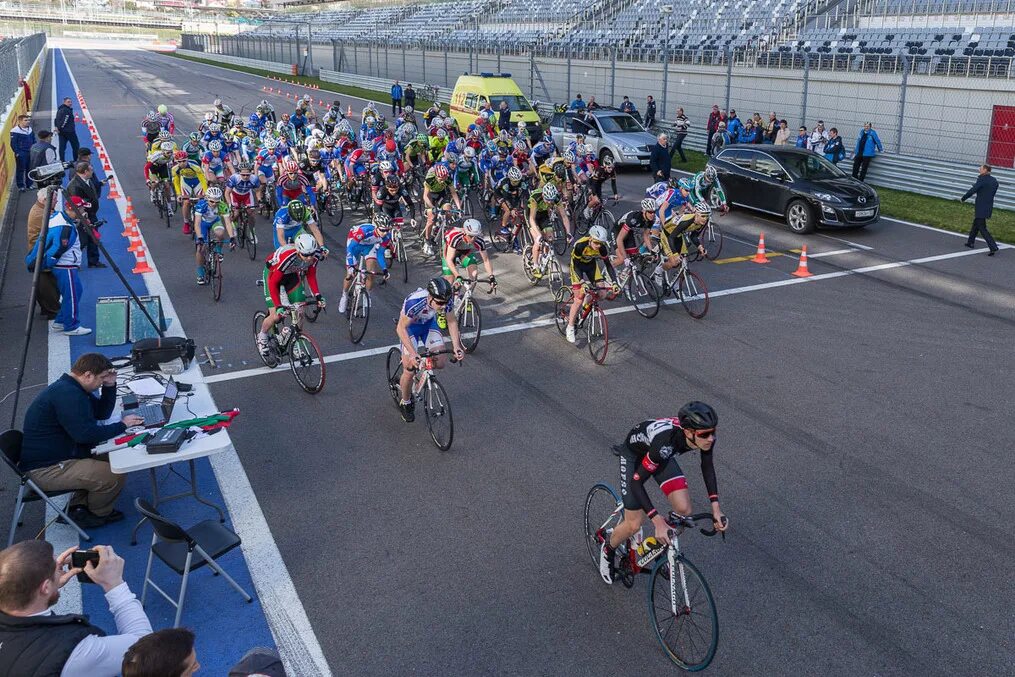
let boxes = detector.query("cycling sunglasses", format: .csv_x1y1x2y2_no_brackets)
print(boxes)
693,428,716,439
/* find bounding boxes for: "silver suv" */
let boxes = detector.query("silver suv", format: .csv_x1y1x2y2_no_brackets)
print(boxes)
547,108,656,167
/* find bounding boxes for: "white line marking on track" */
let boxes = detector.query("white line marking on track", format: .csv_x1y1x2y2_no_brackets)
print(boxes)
63,50,333,677
881,214,1014,247
806,248,856,258
819,233,874,250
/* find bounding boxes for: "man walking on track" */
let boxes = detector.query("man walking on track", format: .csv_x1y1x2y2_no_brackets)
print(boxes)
54,97,80,162
391,81,403,116
962,164,1000,256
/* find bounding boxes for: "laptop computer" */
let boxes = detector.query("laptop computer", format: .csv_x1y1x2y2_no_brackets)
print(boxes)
135,379,178,428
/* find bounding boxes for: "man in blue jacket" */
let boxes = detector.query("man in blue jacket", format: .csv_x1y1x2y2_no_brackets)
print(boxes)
54,97,79,162
391,81,403,116
961,164,1000,255
10,114,34,191
851,122,883,181
20,353,144,528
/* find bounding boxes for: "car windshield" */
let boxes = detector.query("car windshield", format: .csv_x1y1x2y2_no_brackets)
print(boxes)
489,95,533,112
597,114,644,134
781,153,846,180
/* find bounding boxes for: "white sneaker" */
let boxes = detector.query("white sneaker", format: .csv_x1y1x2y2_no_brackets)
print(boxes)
50,323,64,332
337,294,348,314
256,335,272,358
598,542,615,585
565,325,576,344
422,242,433,256
63,326,92,336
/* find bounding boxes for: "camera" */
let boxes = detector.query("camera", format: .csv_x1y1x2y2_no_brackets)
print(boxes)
71,549,100,583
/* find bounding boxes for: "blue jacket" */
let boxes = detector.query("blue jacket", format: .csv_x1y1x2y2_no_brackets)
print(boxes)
25,212,78,272
824,136,846,164
795,134,808,148
20,374,125,471
727,117,743,138
961,174,999,219
569,98,586,111
391,84,403,100
854,128,883,158
10,125,34,155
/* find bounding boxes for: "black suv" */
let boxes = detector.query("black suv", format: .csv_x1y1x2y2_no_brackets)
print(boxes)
707,145,879,233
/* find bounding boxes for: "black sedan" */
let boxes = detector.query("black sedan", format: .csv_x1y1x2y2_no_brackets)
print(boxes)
707,145,879,234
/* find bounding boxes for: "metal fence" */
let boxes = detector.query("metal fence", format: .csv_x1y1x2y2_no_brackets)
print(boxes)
0,34,46,114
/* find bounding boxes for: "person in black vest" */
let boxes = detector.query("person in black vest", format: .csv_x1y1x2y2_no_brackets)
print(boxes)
0,540,153,676
404,83,416,110
54,97,80,162
962,164,1000,256
644,95,657,129
29,129,59,184
66,159,105,268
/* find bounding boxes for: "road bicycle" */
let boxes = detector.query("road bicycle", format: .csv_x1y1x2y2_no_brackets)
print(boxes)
616,257,661,319
233,204,258,261
548,209,569,256
346,264,386,344
388,216,410,283
425,206,462,258
457,182,480,219
554,281,616,365
658,255,710,319
453,276,496,353
584,483,722,670
203,238,227,302
320,178,346,226
258,179,277,218
521,233,565,297
487,206,525,254
385,345,457,450
252,301,326,394
572,188,618,236
150,176,175,228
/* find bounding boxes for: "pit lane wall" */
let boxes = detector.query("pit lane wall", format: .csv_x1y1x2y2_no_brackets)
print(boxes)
0,34,47,233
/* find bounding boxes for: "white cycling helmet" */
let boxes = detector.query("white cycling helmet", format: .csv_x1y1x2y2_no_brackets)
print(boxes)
443,117,454,128
209,123,221,133
204,112,214,122
640,198,657,212
204,186,223,201
589,225,609,243
263,137,279,150
507,167,523,182
563,150,576,163
542,183,560,202
208,140,223,152
462,218,482,237
379,160,394,173
404,105,414,114
463,146,476,159
365,116,376,125
294,232,318,255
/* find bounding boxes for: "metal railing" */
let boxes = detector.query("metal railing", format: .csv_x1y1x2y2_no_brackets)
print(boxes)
0,34,46,115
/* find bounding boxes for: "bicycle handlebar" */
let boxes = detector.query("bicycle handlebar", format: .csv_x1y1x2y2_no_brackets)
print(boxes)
666,511,726,539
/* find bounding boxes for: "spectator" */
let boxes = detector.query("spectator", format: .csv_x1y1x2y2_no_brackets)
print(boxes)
644,95,656,129
775,119,791,145
122,628,199,677
390,81,403,116
497,100,511,132
54,97,80,162
649,133,676,181
672,107,689,162
569,93,586,111
808,121,828,154
587,96,601,110
11,114,34,191
764,111,779,143
852,121,883,181
705,105,722,156
19,352,145,525
403,83,416,110
67,159,105,269
229,646,287,677
710,122,730,157
727,109,743,139
824,128,845,164
0,541,153,676
752,112,763,130
619,96,636,114
737,120,754,144
19,76,32,109
29,129,58,182
26,188,62,319
795,126,809,148
961,164,1000,255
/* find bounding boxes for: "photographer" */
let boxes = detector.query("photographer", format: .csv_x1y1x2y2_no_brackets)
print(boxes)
0,541,153,676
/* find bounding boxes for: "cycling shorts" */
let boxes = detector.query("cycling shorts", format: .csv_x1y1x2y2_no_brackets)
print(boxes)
179,178,203,199
618,446,687,512
229,191,253,208
441,252,476,276
273,224,304,249
257,165,275,181
149,164,170,181
206,163,225,177
345,241,381,268
570,261,603,290
261,268,306,310
346,162,368,176
197,217,226,242
402,320,444,354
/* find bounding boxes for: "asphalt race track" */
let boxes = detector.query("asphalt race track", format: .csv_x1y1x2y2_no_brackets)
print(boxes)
33,48,1015,675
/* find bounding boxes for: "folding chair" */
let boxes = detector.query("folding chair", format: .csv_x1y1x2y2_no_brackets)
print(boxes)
2,429,91,547
134,498,252,628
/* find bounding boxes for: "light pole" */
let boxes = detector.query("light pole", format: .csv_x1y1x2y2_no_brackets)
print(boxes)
660,4,672,121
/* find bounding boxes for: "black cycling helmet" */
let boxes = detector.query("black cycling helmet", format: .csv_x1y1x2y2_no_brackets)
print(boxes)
677,401,718,430
426,277,453,303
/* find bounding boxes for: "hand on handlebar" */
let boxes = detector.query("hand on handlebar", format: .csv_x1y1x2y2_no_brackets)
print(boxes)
652,514,672,545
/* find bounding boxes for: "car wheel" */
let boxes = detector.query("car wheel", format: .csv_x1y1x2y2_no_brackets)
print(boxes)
785,200,816,234
599,149,615,165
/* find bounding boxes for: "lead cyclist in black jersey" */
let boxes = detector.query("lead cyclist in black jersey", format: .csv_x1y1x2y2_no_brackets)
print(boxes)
599,401,728,584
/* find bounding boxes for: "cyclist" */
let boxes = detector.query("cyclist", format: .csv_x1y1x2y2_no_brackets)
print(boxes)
182,132,203,163
273,199,323,250
276,159,317,211
652,203,711,286
421,163,461,257
321,101,345,135
428,128,450,163
530,134,556,168
494,167,527,251
565,225,619,344
225,161,258,226
453,146,482,197
403,132,429,172
143,140,176,204
140,111,161,145
394,277,465,423
598,402,727,585
375,175,414,221
370,160,400,204
201,122,225,151
171,150,207,236
212,98,234,127
257,233,326,359
248,104,270,136
442,218,496,291
154,104,175,134
587,153,620,203
338,213,393,314
202,139,232,184
613,199,658,265
690,165,729,213
192,186,236,285
526,182,562,271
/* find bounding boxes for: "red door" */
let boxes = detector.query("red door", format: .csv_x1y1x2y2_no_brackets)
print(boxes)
987,105,1015,168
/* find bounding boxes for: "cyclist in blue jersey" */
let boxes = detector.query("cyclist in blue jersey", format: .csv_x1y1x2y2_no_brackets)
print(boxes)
192,186,236,285
338,213,393,314
530,136,556,168
272,199,323,249
225,161,259,224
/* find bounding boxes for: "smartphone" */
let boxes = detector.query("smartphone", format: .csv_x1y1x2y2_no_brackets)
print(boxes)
71,549,100,583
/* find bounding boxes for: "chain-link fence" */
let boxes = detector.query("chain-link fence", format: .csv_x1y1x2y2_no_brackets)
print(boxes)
184,32,1015,166
0,33,46,112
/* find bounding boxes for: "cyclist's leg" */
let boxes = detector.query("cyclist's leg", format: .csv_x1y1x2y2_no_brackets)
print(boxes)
611,448,648,548
567,267,590,327
423,327,447,369
656,458,692,517
195,220,210,282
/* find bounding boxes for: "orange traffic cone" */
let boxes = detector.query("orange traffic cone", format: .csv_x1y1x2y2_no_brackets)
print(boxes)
792,246,814,277
107,178,120,199
128,234,144,253
132,248,154,274
346,105,353,117
318,100,324,107
751,233,770,264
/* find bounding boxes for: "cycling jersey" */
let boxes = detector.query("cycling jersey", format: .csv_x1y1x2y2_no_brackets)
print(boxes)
619,418,718,514
182,141,203,163
192,199,230,240
404,139,428,159
272,205,315,248
171,161,207,197
423,168,450,196
453,161,481,189
263,244,320,309
226,174,258,195
690,172,728,209
346,223,391,272
570,235,617,289
660,212,706,257
402,288,453,326
444,228,486,259
202,149,230,172
496,178,527,208
588,166,618,200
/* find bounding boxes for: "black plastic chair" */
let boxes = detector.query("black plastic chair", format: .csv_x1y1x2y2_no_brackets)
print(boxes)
2,429,90,547
134,498,252,627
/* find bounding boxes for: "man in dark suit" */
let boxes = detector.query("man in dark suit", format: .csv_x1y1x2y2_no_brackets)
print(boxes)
961,164,1000,256
66,160,105,268
649,133,676,182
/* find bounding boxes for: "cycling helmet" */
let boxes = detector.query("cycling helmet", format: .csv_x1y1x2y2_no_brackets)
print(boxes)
173,150,188,162
379,160,394,173
416,133,427,144
157,130,172,141
516,121,525,129
209,123,221,133
497,146,509,157
562,150,576,164
575,132,586,142
234,118,246,129
157,104,168,114
677,401,718,430
404,105,414,114
385,175,400,189
427,276,453,303
323,135,335,146
308,149,321,161
703,166,717,183
208,140,223,152
434,165,450,181
385,139,397,153
287,200,308,221
255,105,266,115
237,161,253,172
444,153,458,165
373,213,392,231
640,198,657,212
213,98,223,107
294,232,318,256
281,159,299,175
263,137,279,150
337,127,351,137
553,164,568,180
259,99,270,108
601,155,615,169
677,178,694,192
436,129,448,140
589,225,609,243
542,183,560,202
443,117,454,129
302,94,312,103
462,218,482,237
513,140,527,152
693,202,713,216
507,167,523,183
463,146,476,159
451,138,465,153
205,186,223,201
160,141,174,152
366,116,375,126
188,132,201,142
485,140,498,154
498,130,511,141
146,111,158,122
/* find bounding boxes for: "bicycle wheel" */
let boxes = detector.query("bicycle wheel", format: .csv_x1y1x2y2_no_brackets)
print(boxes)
583,483,623,571
252,311,279,368
211,253,223,302
461,192,476,218
546,258,565,298
288,332,325,394
701,223,723,261
385,346,403,404
396,235,408,283
487,217,512,253
246,219,258,261
327,193,345,226
521,248,539,285
553,286,573,336
163,185,173,228
551,217,568,256
458,296,481,353
348,287,370,344
648,554,719,670
586,304,608,365
594,208,616,233
423,377,453,450
626,271,661,319
677,270,709,319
